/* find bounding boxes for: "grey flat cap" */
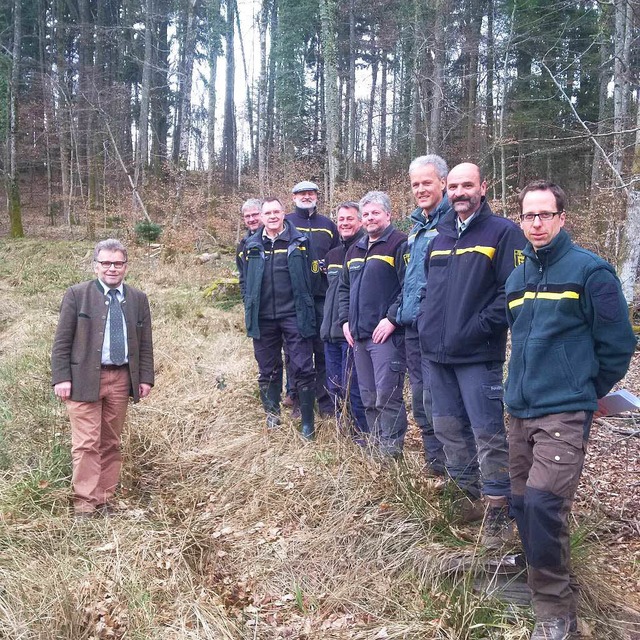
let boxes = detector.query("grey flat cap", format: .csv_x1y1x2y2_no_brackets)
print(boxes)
292,180,319,193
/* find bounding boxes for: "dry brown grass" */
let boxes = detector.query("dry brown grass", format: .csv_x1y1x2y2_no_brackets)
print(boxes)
0,239,637,639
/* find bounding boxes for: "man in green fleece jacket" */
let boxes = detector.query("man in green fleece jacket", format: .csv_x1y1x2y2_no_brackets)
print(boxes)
505,180,636,640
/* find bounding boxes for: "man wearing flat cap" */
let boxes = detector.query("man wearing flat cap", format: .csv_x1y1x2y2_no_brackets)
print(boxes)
286,181,339,417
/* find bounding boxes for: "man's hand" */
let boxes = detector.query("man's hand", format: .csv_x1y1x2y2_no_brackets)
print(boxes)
54,381,72,400
342,322,354,347
372,318,396,344
139,383,152,399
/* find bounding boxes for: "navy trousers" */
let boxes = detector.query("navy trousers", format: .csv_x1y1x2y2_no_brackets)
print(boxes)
324,340,368,437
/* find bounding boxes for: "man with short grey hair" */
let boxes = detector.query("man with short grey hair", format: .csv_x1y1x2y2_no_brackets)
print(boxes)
397,155,449,476
237,198,263,299
52,239,154,518
339,191,409,457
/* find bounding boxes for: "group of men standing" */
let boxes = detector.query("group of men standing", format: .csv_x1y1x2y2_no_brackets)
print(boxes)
50,153,635,640
234,158,635,640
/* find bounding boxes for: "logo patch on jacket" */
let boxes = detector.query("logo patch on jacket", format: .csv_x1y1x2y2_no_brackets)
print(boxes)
311,260,320,273
514,250,525,267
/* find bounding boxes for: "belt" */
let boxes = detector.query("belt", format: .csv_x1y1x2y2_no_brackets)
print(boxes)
101,364,128,370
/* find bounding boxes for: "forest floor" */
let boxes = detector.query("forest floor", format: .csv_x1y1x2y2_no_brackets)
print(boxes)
0,235,638,640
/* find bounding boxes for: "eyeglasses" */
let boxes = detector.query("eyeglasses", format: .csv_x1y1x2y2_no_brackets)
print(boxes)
243,212,260,219
520,211,562,222
96,261,127,269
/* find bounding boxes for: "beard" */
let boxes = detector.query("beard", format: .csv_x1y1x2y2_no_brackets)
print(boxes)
294,198,316,210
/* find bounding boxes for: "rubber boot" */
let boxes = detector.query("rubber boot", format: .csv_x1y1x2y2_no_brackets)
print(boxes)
259,381,281,429
298,386,316,440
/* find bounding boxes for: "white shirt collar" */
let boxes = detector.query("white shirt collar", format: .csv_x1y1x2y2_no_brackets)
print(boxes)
98,279,124,297
456,211,477,235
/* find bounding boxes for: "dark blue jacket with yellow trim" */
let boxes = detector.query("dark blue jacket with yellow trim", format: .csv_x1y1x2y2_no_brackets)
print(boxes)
286,207,340,298
236,230,254,301
418,199,526,364
242,219,318,339
396,197,450,327
338,224,408,341
320,229,365,342
505,228,636,418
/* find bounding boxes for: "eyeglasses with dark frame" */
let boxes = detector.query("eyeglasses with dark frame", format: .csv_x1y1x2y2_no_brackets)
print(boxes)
95,260,127,269
519,211,563,223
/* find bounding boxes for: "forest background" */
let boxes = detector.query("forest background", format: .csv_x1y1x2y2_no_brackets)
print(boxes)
1,1,640,638
1,0,640,306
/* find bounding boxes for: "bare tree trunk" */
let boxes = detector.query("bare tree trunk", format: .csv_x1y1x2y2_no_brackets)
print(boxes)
178,0,198,167
346,0,356,181
257,0,269,190
612,0,630,176
222,0,237,191
366,53,378,168
234,1,255,165
464,0,483,157
55,0,72,225
151,0,169,172
486,0,495,197
590,8,611,194
135,0,153,193
619,92,640,305
429,0,446,155
208,0,221,204
320,0,339,207
7,0,24,237
379,52,387,168
38,0,54,225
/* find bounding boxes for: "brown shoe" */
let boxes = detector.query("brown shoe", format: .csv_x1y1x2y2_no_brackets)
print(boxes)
282,394,295,408
451,495,485,523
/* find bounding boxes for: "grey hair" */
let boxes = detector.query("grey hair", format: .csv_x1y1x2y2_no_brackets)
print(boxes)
336,201,362,219
408,154,449,179
93,239,127,261
242,198,262,213
359,191,391,214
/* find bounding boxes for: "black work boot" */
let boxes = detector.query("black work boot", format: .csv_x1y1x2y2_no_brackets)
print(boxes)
298,386,316,440
530,615,574,639
259,381,281,429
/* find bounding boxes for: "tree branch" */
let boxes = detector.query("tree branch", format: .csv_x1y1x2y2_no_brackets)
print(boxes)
540,60,627,194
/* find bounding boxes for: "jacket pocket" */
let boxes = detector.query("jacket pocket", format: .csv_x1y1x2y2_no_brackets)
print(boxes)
553,345,581,395
295,293,316,336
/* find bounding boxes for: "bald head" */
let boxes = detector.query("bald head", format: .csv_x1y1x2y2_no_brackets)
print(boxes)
446,163,487,221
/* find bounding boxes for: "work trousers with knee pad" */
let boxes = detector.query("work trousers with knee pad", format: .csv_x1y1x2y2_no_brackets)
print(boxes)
509,411,591,619
353,335,407,457
429,360,510,498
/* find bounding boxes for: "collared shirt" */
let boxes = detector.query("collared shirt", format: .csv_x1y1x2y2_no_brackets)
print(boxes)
262,227,285,242
97,279,129,364
456,211,477,236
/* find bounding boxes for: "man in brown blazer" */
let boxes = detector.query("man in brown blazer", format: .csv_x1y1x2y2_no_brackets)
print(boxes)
51,239,154,518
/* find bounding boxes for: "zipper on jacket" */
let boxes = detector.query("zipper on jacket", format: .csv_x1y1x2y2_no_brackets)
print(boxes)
437,237,458,361
520,256,546,409
268,240,276,319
